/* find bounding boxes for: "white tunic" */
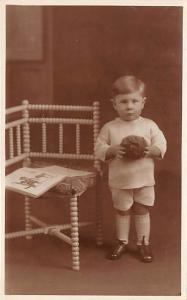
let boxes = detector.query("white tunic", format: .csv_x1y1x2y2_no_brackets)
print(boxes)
95,117,167,189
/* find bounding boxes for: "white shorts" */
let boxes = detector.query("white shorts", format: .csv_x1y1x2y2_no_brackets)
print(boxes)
110,186,155,211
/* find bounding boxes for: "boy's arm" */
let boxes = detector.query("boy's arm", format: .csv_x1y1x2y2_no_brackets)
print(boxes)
105,145,126,160
145,122,167,159
94,124,111,162
94,124,125,161
144,145,163,159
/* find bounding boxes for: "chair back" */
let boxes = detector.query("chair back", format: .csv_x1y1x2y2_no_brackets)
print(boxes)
5,100,100,171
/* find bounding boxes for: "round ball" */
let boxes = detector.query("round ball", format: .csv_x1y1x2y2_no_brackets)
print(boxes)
121,135,147,159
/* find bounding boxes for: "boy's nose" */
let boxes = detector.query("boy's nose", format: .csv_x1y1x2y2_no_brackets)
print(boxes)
127,102,133,109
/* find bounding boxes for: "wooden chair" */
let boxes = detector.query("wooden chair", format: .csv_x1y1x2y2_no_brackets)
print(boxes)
5,100,103,271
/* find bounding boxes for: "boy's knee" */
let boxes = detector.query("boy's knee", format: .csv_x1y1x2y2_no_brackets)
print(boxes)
132,202,151,215
116,208,131,216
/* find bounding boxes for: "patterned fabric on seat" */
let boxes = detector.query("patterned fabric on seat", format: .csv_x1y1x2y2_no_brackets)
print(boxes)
55,173,96,196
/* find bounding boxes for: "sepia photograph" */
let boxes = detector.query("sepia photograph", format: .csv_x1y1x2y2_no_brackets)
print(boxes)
1,0,186,298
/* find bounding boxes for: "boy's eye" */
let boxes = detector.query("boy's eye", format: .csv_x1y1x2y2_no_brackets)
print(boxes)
120,100,128,104
118,98,140,104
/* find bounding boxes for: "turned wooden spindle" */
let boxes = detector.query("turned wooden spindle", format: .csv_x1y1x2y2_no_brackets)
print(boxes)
22,100,32,239
24,197,32,239
29,103,93,112
22,100,30,156
70,195,80,271
76,124,80,155
29,117,93,125
9,127,14,159
16,125,21,156
95,173,103,246
42,122,47,153
93,101,101,172
93,101,103,245
59,123,63,154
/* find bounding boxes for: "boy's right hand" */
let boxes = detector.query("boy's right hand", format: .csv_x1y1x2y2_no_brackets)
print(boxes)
105,145,126,160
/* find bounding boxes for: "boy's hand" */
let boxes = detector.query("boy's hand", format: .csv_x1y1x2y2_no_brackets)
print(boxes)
106,145,126,160
144,145,161,158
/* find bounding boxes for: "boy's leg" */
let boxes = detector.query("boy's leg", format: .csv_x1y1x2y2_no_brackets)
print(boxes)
133,186,154,262
107,189,133,260
133,203,150,246
106,209,131,260
133,204,153,262
115,209,131,244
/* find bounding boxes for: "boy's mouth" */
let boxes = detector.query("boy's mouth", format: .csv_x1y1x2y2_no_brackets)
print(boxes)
126,111,135,115
122,113,137,120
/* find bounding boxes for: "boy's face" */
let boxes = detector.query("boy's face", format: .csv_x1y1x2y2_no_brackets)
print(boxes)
112,91,146,121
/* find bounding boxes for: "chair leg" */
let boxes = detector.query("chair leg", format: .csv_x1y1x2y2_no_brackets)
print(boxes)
24,196,32,239
96,174,103,246
70,194,80,271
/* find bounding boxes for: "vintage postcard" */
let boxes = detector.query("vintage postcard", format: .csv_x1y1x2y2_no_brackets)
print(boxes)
1,0,187,299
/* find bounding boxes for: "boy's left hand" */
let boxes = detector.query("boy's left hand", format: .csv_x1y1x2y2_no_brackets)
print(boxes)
144,145,161,158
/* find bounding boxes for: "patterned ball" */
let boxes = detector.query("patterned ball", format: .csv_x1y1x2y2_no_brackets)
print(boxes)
121,135,147,159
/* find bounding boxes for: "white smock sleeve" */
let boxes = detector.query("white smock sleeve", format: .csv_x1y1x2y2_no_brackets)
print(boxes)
94,124,111,162
150,121,167,158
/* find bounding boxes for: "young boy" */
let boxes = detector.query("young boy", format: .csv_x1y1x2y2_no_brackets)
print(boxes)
95,75,167,262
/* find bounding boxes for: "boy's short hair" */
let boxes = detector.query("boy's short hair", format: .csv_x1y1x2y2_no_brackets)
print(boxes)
112,75,146,97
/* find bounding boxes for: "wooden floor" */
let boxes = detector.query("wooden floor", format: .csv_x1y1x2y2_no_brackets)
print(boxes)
4,171,182,296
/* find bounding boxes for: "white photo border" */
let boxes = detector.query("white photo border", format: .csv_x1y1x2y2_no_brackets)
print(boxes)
1,1,186,299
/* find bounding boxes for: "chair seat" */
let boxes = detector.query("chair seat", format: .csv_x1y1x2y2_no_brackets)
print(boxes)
30,160,97,196
54,172,96,196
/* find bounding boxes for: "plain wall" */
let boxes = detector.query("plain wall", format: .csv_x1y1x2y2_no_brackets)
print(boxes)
5,5,182,241
52,6,182,175
6,6,182,175
6,6,54,105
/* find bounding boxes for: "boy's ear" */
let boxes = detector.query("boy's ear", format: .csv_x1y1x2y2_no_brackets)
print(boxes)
142,97,146,104
110,98,116,110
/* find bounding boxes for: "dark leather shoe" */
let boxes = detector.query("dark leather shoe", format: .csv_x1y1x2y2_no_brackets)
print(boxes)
106,240,128,260
137,244,153,262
